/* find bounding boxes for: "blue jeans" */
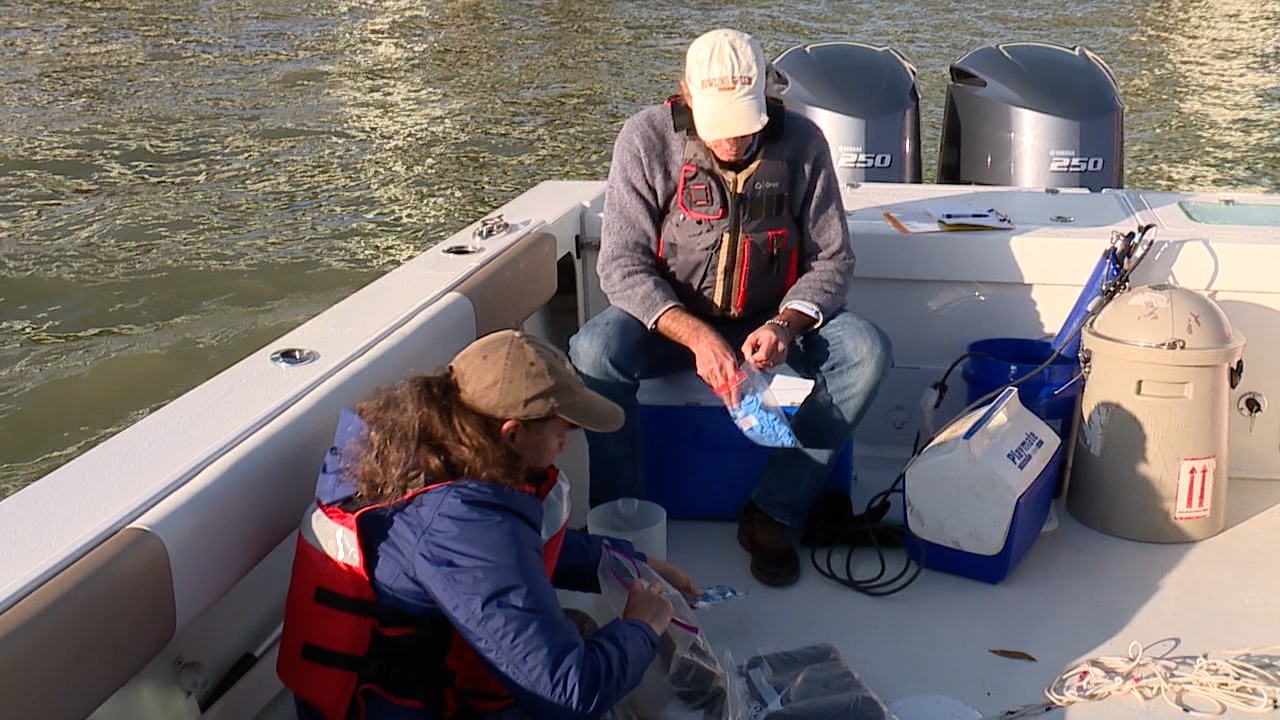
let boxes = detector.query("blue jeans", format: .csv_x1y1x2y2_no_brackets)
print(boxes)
568,306,891,526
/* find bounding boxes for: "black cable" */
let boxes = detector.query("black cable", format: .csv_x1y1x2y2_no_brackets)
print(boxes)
807,475,923,597
937,350,995,391
913,350,997,454
810,337,1069,598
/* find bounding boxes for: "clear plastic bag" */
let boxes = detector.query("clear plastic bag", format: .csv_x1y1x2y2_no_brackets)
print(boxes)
598,546,730,719
732,644,888,720
714,364,799,448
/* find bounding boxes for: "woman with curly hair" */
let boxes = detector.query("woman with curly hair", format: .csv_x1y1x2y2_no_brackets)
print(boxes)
279,330,697,720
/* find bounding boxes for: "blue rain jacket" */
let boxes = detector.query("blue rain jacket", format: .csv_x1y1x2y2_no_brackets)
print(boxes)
336,478,658,720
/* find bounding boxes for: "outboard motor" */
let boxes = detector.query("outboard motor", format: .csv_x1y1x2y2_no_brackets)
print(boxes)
773,42,921,185
937,42,1123,190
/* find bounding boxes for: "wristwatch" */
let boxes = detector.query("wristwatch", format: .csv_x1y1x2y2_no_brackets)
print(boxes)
765,317,791,338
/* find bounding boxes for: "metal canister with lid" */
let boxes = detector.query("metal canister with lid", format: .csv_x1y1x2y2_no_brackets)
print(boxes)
1067,283,1245,542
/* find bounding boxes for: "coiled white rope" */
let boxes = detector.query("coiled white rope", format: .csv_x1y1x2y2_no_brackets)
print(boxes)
1045,641,1280,715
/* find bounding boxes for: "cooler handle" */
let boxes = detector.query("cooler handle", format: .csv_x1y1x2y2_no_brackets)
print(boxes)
962,386,1019,441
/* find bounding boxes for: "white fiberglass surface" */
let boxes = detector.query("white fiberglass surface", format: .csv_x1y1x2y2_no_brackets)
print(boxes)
663,477,1280,720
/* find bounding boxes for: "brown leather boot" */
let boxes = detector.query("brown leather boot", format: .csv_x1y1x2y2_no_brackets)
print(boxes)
737,500,800,586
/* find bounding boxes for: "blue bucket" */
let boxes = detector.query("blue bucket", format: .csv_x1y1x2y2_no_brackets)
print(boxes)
961,338,1081,491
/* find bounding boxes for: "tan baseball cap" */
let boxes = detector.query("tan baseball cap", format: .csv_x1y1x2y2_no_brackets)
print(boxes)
684,29,769,143
450,329,624,433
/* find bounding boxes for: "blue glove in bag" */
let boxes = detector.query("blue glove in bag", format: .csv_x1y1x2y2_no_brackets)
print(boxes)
717,365,800,448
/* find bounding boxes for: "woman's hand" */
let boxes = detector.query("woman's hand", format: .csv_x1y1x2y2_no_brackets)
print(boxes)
645,557,703,604
622,580,674,637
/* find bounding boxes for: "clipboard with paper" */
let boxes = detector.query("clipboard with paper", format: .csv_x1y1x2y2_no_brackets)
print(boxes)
883,204,1015,233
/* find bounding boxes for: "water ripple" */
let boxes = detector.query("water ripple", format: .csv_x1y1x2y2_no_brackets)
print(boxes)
1,0,1277,496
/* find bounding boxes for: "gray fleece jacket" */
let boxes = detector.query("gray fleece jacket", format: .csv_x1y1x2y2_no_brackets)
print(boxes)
597,103,855,329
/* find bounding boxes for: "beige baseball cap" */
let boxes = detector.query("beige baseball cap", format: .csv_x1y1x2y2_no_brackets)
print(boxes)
684,29,769,143
450,329,623,433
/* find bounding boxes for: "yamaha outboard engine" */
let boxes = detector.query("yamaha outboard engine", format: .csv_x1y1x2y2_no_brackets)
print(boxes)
773,42,921,185
937,42,1123,190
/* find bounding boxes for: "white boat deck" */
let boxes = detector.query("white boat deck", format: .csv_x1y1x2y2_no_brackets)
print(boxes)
660,471,1280,719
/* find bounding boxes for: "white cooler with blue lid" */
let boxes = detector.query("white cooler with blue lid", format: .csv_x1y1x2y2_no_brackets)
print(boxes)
904,386,1062,583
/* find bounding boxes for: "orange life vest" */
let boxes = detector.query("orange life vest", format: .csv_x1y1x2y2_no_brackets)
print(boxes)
277,470,571,720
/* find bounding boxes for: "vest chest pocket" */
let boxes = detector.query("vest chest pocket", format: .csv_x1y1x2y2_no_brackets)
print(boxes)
752,228,796,275
677,163,727,222
659,208,725,298
735,228,798,315
662,164,729,278
665,211,723,249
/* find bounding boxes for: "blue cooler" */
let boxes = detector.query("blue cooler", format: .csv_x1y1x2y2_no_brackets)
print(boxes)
903,386,1062,584
637,372,854,520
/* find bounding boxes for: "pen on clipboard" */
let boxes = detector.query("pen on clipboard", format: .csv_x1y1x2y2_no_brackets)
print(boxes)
941,209,1011,223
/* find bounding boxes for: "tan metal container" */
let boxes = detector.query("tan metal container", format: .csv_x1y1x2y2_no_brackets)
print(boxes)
1067,283,1245,542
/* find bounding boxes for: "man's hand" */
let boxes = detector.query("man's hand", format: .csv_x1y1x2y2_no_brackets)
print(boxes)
742,322,790,370
743,309,814,370
654,307,740,397
691,333,741,397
